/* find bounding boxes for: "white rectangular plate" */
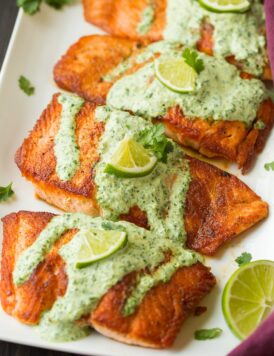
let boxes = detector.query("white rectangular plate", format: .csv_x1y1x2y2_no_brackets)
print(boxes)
0,2,273,355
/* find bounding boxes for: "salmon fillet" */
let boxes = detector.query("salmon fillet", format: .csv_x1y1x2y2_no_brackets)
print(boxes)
15,94,268,255
54,35,274,171
0,211,216,348
82,1,271,80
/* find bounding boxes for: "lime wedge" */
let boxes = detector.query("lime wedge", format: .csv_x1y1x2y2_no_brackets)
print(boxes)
155,57,197,93
104,137,157,178
75,228,127,268
199,0,250,13
222,260,274,339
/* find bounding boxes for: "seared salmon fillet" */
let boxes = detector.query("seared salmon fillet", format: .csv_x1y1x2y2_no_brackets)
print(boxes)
82,0,271,80
0,211,216,348
54,36,274,172
15,94,268,255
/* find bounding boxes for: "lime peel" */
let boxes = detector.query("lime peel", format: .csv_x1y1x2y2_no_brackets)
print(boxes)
199,0,250,13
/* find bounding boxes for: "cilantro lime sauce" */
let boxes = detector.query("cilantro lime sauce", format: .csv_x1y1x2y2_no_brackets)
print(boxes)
13,213,199,342
137,3,154,35
107,52,266,126
54,94,84,181
95,108,191,241
164,0,266,76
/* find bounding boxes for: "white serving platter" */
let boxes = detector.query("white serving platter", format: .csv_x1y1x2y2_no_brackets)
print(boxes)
0,2,273,355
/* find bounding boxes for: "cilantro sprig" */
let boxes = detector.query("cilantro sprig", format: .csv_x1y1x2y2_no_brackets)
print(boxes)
18,76,35,96
235,252,252,267
194,328,223,340
137,124,173,163
182,48,205,74
0,183,14,202
17,0,72,15
264,161,274,171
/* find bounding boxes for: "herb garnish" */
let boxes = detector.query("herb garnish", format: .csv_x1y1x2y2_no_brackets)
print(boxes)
194,328,223,340
235,252,252,267
137,124,173,162
17,0,72,15
18,76,35,96
254,120,265,130
0,183,14,202
264,161,274,171
182,48,205,74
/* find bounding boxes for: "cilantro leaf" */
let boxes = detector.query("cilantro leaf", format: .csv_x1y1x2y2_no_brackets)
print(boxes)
254,120,265,130
137,124,173,162
182,48,205,74
18,76,35,96
45,0,72,10
17,0,72,14
194,328,223,340
264,161,274,171
17,0,42,15
0,183,14,202
235,252,252,267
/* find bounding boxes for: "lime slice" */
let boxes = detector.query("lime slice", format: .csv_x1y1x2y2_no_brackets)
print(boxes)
222,260,274,339
75,228,127,268
155,57,197,93
104,137,157,178
199,0,250,13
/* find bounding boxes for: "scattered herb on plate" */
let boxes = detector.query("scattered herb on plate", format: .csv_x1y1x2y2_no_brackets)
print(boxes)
137,123,173,162
17,0,72,15
194,328,223,340
0,183,14,202
18,76,35,96
264,161,274,171
182,48,205,74
235,252,252,266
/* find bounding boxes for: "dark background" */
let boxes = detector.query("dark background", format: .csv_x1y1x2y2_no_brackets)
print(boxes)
0,1,73,355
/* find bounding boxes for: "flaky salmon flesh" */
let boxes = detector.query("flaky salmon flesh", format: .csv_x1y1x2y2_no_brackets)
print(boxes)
0,211,216,348
15,94,268,256
54,35,274,173
82,0,272,80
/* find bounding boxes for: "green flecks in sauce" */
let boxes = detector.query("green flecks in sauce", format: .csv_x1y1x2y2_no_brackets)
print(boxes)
94,108,191,241
13,213,199,341
137,2,155,35
54,94,84,181
164,0,266,76
107,51,266,126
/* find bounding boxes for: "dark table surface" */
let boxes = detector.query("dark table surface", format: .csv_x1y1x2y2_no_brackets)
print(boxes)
0,1,73,355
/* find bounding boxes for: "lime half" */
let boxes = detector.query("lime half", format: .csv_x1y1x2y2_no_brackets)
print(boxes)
155,57,197,93
104,137,157,178
199,0,250,13
222,260,274,339
75,228,127,268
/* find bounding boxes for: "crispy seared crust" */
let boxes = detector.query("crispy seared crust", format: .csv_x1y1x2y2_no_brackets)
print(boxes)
54,35,144,103
0,211,216,348
15,93,104,215
82,2,271,79
163,99,274,174
15,95,268,255
91,263,215,348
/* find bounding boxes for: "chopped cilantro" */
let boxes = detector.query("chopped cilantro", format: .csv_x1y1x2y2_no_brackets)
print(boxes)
264,161,274,171
254,120,265,130
101,222,126,232
0,183,14,202
18,76,35,96
17,0,72,15
137,124,173,162
235,252,252,267
182,48,205,74
194,328,223,340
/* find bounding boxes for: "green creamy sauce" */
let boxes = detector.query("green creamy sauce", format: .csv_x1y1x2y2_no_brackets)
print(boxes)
103,41,180,82
13,213,199,342
54,94,84,181
95,108,191,240
137,3,155,35
107,51,266,126
164,0,266,76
